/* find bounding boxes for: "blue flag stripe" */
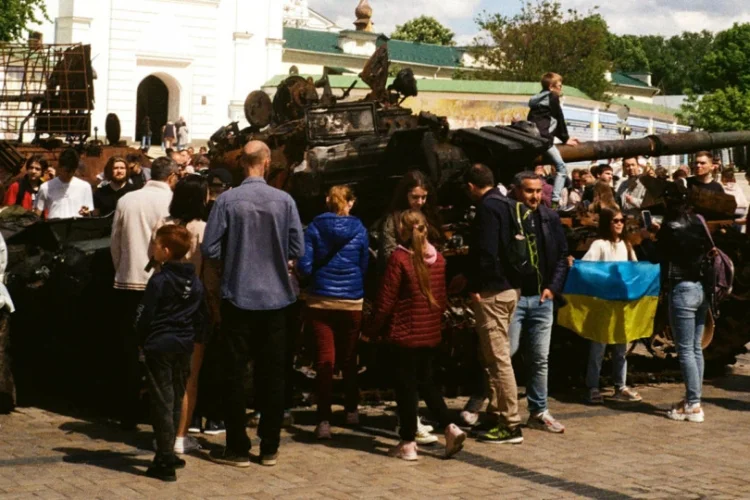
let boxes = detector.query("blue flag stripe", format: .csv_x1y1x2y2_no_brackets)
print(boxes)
562,261,661,301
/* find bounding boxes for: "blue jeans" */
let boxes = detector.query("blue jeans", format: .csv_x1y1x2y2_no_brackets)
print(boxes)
141,134,152,148
586,342,627,390
669,281,708,405
545,145,567,203
509,296,553,414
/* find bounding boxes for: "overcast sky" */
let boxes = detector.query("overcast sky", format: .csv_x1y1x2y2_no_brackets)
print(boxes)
308,0,750,44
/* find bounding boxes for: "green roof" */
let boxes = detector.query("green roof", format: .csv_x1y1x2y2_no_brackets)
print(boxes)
263,74,590,99
611,72,653,89
610,97,678,116
282,27,463,68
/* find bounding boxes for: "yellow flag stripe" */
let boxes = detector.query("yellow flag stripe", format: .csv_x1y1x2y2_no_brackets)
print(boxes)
557,294,659,345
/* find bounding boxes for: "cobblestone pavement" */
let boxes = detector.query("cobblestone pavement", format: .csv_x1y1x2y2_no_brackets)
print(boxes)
1,361,749,500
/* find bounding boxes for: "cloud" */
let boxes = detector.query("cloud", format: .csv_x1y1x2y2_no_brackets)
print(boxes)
307,0,482,36
559,0,750,36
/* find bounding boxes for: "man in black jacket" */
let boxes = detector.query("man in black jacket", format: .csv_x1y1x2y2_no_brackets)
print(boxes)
527,72,579,208
508,172,569,433
463,164,524,445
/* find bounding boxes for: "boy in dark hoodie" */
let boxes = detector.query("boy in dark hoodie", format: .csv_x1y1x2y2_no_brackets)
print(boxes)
136,224,206,481
527,72,579,208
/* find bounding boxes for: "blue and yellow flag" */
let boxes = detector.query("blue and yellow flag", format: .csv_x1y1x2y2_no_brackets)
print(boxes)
557,261,661,345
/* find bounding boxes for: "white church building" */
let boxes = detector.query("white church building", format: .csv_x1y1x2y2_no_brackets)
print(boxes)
32,0,289,144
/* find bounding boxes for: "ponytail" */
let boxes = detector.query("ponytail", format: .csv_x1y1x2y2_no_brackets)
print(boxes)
399,210,438,308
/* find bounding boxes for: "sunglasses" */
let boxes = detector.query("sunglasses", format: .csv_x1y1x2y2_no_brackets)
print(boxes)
612,218,625,224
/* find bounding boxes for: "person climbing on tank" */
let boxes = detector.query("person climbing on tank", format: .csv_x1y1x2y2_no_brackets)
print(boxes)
527,72,580,210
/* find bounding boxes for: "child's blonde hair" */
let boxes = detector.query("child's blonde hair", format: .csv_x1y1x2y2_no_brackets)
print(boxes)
541,72,562,90
397,210,438,308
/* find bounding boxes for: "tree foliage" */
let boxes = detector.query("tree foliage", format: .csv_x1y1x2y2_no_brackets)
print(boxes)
0,0,48,42
608,34,649,73
464,1,611,100
391,16,455,46
608,31,714,95
678,88,750,132
702,23,750,92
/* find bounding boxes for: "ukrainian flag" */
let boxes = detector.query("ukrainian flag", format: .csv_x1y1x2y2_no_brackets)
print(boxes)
557,261,661,344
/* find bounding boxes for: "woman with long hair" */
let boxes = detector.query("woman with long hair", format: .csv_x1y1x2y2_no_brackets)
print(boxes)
366,209,465,461
589,180,619,214
151,175,219,452
297,185,369,439
377,170,442,275
4,155,46,210
655,183,712,422
582,207,642,404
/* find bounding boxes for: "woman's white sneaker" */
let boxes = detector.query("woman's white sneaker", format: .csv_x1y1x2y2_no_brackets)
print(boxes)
666,401,704,423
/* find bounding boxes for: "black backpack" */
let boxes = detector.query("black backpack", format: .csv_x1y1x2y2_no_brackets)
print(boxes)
485,193,536,276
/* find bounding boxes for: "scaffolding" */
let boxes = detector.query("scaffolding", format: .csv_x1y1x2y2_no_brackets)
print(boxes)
0,43,94,143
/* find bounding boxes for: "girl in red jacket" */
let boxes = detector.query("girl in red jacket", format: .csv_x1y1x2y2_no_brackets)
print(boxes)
366,209,466,461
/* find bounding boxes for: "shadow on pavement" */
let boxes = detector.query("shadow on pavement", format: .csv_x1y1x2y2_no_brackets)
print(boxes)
706,373,750,393
52,448,151,478
702,396,750,412
58,420,155,451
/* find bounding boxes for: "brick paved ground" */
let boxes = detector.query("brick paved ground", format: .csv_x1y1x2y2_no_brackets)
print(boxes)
0,359,749,500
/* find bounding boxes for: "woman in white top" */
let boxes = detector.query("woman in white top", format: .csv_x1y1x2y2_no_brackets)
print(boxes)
582,207,643,404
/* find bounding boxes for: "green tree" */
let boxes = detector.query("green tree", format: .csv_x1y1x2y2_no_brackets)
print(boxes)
608,34,649,73
0,0,48,42
702,23,750,92
464,1,611,100
391,16,455,46
677,88,750,132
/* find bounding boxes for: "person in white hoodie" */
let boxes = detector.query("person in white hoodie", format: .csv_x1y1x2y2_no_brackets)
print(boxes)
111,156,179,429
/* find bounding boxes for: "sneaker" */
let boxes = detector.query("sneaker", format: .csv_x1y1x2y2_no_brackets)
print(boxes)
611,386,643,403
203,420,226,435
666,401,705,423
188,416,202,434
587,388,603,405
459,411,480,428
174,435,201,454
477,425,523,444
247,411,261,428
388,441,418,461
417,417,434,434
208,449,251,468
345,411,360,426
527,410,565,434
315,421,332,440
261,452,279,466
146,462,176,482
444,424,466,458
282,410,294,428
415,426,438,445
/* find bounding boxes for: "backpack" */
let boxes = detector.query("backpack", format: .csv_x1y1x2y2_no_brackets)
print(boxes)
696,215,734,317
486,192,536,277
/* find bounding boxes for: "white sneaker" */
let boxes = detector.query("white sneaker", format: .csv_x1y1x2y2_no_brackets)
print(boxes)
444,424,466,458
666,401,705,423
527,410,565,434
415,427,438,445
417,417,434,434
389,441,418,461
174,435,201,454
460,410,480,427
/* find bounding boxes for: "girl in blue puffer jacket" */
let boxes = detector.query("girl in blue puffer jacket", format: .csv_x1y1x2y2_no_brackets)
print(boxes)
297,185,369,439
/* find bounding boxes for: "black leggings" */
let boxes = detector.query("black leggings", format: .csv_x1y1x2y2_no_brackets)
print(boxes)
393,346,452,441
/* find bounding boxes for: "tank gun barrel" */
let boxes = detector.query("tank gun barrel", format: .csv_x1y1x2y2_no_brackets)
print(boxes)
548,131,750,164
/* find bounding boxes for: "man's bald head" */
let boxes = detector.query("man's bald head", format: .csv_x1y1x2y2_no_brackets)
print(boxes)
242,141,271,168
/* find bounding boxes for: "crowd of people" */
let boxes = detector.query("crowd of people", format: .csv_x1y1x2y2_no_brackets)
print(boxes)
0,76,737,481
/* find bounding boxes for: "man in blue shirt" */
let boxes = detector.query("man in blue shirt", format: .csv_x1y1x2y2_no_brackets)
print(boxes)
202,140,304,467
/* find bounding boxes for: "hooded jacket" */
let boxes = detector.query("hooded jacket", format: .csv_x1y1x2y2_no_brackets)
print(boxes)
297,212,369,300
367,245,447,348
135,262,207,353
527,90,570,146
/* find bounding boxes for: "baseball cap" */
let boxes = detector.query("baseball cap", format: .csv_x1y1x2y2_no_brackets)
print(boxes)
207,168,233,187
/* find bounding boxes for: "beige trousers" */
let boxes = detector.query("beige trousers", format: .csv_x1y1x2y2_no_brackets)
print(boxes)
472,288,522,429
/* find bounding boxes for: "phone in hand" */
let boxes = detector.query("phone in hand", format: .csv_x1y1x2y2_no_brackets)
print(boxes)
641,210,653,229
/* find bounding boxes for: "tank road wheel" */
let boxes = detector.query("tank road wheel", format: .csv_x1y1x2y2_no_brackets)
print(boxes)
648,327,675,359
105,113,121,145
